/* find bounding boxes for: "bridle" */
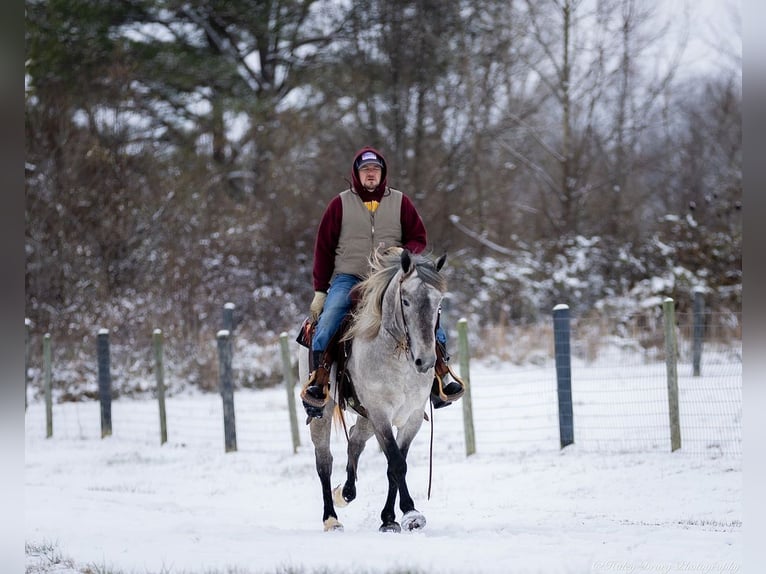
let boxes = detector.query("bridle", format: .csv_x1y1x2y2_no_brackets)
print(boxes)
385,273,414,361
370,259,445,500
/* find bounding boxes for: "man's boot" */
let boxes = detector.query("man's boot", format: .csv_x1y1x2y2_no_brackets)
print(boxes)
300,350,331,419
431,340,465,409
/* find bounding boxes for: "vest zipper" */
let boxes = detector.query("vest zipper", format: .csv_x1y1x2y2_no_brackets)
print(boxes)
370,211,376,249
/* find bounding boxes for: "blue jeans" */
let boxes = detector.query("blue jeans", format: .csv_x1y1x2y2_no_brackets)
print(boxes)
312,272,448,353
312,273,361,353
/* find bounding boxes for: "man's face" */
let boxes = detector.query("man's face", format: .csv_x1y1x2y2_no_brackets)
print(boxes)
359,164,382,191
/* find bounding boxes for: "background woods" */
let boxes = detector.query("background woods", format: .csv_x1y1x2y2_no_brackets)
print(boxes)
25,0,741,391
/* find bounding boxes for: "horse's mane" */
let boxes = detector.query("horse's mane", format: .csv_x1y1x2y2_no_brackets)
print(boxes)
344,249,447,342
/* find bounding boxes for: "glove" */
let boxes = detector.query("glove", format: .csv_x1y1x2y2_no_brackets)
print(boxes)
310,291,327,321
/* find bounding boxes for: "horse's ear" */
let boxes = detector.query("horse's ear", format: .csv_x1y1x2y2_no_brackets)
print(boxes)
400,249,412,274
436,252,447,272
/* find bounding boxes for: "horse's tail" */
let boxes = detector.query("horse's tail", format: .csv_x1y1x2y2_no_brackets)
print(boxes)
333,403,351,441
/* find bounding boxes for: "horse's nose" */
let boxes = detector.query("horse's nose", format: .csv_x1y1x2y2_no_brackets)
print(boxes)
414,355,436,374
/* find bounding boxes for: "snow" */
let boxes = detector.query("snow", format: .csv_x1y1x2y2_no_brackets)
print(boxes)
25,358,742,574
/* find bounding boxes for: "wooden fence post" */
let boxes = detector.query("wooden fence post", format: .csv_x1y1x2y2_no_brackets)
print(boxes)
280,332,301,453
25,318,31,411
43,333,52,438
153,329,168,445
692,287,705,377
97,329,112,438
663,298,682,452
457,318,476,456
217,330,237,453
553,304,574,448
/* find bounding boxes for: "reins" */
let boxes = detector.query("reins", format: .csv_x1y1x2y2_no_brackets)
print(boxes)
427,399,434,500
394,268,436,501
396,271,436,502
397,276,414,360
346,257,441,501
383,273,414,360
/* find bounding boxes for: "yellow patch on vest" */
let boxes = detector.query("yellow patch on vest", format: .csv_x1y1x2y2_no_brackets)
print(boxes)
363,200,380,213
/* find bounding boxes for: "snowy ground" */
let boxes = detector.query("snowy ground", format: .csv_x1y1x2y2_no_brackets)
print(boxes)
25,359,742,574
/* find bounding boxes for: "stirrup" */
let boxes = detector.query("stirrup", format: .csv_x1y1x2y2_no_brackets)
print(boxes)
300,372,329,409
434,366,466,402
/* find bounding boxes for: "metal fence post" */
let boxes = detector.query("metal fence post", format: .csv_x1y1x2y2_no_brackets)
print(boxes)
553,304,574,448
692,287,705,377
153,329,168,445
43,333,52,438
663,298,682,452
223,302,235,333
217,330,237,453
280,332,301,453
97,329,113,438
457,318,476,456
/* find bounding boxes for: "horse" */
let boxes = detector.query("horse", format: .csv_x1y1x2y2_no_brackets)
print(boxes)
305,248,447,532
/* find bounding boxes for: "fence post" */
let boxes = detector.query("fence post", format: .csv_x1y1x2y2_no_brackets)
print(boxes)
663,298,682,452
43,333,52,438
97,329,113,438
280,332,301,453
553,304,574,448
217,330,237,453
153,329,168,445
223,302,235,333
25,318,31,411
457,318,476,456
692,287,705,377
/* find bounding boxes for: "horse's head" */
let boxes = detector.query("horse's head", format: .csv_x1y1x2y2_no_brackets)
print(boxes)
393,250,447,373
399,249,446,275
345,249,448,375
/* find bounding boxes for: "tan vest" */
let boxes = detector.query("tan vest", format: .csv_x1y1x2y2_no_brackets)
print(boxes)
334,188,403,278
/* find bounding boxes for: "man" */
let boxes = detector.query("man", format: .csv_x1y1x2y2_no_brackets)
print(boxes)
300,146,464,419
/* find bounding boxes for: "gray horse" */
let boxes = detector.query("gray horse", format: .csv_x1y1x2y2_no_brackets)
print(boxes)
306,249,447,532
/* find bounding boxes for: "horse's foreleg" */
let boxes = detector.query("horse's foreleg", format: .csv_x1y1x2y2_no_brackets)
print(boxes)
394,413,427,532
375,427,409,532
309,411,342,531
339,417,375,505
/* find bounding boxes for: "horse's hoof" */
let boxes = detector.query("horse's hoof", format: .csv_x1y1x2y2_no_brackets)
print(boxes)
323,517,344,532
332,484,349,508
379,521,401,533
401,510,427,531
342,483,356,503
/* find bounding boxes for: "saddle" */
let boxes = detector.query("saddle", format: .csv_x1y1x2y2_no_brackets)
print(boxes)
295,312,369,419
295,295,461,419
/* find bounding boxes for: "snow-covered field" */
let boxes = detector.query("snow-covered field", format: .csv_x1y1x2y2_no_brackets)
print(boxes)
25,358,742,574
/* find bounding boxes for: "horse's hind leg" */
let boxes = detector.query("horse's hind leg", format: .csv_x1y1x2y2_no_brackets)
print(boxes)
337,416,375,506
309,405,342,531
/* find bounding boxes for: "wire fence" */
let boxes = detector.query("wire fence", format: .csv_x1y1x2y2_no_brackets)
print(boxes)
448,310,742,456
24,309,742,459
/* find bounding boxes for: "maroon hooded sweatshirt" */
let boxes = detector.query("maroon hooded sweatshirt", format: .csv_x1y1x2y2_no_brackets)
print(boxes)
312,146,428,292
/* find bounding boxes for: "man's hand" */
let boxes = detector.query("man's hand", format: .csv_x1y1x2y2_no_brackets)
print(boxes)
310,291,327,321
379,244,403,256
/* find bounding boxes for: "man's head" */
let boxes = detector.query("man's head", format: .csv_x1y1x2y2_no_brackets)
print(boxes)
352,148,386,193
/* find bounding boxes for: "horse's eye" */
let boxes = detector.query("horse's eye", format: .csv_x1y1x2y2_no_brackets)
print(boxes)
402,299,410,307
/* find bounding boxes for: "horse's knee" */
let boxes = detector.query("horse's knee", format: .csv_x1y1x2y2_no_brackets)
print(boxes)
387,453,407,478
314,446,332,469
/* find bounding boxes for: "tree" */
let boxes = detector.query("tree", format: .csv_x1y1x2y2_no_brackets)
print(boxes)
507,0,687,242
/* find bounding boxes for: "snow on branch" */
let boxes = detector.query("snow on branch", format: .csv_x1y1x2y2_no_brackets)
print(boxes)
449,215,515,256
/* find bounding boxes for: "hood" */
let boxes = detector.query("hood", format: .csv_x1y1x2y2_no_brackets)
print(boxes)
351,146,388,195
